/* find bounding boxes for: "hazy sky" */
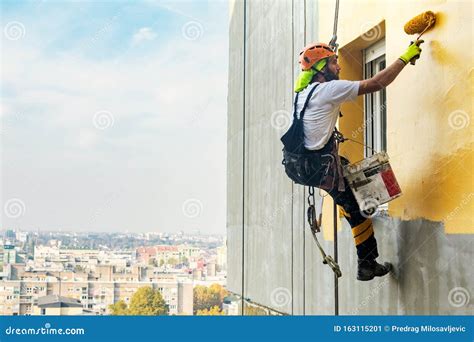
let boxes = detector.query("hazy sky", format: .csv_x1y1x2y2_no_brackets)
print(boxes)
1,0,228,234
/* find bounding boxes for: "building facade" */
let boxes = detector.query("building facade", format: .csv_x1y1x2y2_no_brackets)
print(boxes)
227,0,473,315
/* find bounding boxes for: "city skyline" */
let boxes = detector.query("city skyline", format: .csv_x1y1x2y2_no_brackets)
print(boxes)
0,226,228,316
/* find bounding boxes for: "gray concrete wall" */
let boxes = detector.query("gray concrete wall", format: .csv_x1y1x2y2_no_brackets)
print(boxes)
227,0,473,315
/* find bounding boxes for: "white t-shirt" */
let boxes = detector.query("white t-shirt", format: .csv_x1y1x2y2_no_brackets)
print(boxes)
295,80,360,150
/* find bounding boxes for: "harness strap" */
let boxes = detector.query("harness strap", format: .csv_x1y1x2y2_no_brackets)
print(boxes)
292,92,299,119
292,83,320,120
298,83,319,120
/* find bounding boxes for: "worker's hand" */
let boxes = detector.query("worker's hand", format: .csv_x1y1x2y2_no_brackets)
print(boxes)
399,40,424,65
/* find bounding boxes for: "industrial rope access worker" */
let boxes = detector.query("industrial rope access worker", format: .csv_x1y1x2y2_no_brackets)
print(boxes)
291,41,423,281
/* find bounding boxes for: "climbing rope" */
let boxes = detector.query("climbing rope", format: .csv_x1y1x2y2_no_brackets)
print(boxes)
307,186,342,278
328,0,340,52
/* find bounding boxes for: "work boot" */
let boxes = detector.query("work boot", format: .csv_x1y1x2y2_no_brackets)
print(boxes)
357,259,392,281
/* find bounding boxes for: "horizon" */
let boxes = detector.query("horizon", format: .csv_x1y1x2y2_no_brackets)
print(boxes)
0,227,226,236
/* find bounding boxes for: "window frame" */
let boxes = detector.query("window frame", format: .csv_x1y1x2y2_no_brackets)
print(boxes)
363,39,387,158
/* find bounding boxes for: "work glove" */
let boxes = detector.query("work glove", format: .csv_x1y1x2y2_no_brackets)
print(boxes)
399,40,424,65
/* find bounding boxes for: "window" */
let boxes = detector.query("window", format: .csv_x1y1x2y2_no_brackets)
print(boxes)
364,39,386,157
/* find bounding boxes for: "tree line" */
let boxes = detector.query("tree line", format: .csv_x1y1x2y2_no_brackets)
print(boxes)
109,283,228,316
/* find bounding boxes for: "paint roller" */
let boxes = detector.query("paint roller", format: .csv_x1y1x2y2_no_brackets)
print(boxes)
404,11,437,64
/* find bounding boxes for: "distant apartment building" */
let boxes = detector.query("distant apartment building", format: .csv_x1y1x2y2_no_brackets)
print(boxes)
206,262,216,277
216,243,227,271
15,231,29,243
0,264,193,315
0,245,3,273
222,294,240,316
2,244,21,265
33,246,134,270
33,295,85,316
136,245,201,264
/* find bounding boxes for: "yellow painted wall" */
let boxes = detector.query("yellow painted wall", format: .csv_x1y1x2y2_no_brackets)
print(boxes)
318,0,473,234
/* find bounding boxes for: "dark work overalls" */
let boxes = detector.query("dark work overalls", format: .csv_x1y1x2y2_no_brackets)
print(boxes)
315,133,379,261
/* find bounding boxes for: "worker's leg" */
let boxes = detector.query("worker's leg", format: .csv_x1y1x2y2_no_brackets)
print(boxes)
326,158,392,280
327,177,379,261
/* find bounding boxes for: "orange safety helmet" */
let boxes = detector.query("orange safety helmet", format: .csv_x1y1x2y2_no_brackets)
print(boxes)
299,42,336,71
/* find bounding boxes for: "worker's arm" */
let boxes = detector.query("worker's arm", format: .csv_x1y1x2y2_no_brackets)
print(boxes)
358,41,423,96
358,60,405,95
